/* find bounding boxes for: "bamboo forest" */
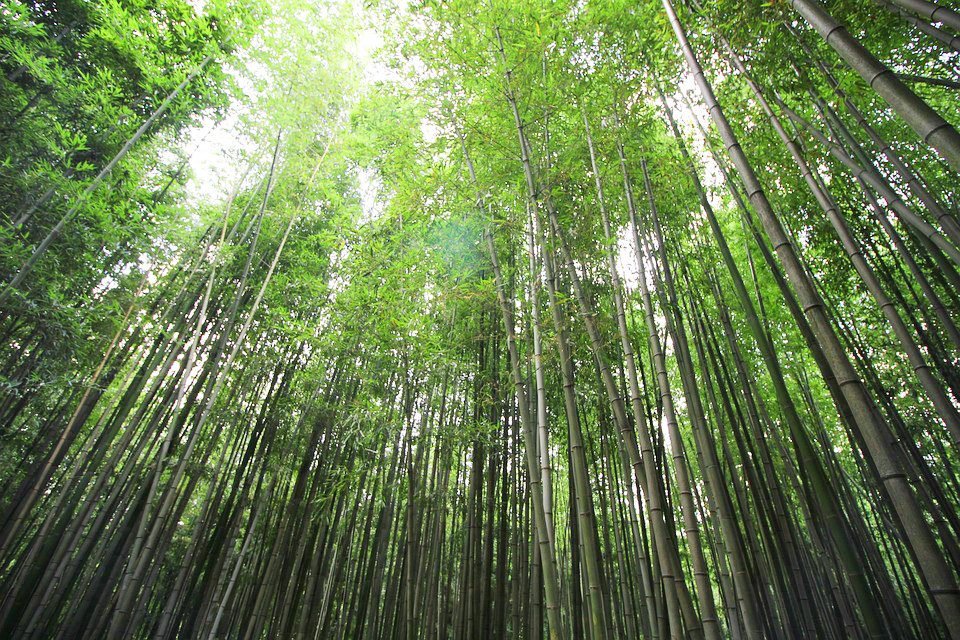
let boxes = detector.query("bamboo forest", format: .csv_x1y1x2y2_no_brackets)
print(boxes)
7,0,960,638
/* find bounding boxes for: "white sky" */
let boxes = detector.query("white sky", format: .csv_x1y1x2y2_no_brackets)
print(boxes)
182,0,394,207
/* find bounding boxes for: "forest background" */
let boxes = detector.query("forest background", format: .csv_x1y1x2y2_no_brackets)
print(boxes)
1,0,960,638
